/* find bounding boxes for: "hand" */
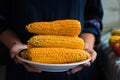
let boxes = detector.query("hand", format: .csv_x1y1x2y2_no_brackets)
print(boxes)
10,44,42,73
67,45,97,74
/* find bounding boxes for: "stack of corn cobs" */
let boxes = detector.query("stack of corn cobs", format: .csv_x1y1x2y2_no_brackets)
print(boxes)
24,19,90,64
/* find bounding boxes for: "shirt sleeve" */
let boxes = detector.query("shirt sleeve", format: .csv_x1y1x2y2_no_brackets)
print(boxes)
0,0,10,33
83,0,104,45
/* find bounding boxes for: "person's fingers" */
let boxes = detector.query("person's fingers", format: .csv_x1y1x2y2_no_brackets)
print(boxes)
10,44,42,73
67,65,83,74
83,62,91,67
84,47,97,63
15,58,42,73
14,57,24,64
90,50,97,62
23,63,42,73
87,49,97,63
10,44,27,59
14,55,42,73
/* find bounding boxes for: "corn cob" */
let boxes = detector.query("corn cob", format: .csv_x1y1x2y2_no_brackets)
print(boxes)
111,29,120,36
26,19,81,37
109,35,120,46
28,35,85,49
24,48,90,64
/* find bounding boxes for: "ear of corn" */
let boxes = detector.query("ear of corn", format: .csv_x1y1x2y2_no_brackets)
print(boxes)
26,19,81,37
24,48,90,64
28,35,85,49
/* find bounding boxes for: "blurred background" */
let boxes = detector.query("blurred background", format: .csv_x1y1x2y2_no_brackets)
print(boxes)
101,0,120,34
0,0,120,80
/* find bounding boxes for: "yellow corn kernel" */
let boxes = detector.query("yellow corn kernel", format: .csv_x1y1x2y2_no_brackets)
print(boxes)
28,35,85,49
24,48,90,64
26,19,81,37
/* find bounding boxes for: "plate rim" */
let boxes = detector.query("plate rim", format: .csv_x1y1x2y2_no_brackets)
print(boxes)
16,49,91,66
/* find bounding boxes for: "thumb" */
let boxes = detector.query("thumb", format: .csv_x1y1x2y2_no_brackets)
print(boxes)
10,44,27,59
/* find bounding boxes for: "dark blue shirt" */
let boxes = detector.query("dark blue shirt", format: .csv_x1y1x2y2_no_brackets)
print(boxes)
0,0,103,44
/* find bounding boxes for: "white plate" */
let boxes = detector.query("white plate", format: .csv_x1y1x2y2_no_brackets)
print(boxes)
16,49,91,72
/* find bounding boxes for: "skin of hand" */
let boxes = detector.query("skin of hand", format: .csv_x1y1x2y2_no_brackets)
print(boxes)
10,44,42,72
67,33,97,74
0,29,42,73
